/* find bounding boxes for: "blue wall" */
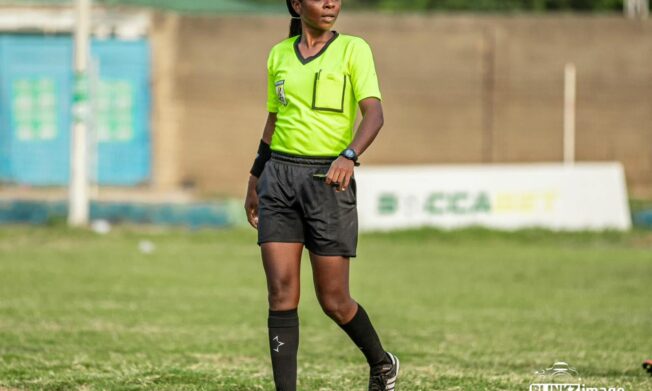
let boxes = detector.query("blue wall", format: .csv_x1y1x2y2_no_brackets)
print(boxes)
0,35,151,186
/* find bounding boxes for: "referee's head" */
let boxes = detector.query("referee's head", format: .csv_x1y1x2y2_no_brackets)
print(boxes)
286,0,341,38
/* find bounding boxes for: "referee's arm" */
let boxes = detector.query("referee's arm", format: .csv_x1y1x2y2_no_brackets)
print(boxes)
326,97,383,192
349,97,384,157
261,112,277,145
246,112,277,229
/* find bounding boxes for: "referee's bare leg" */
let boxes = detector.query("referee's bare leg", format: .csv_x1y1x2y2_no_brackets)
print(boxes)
262,242,302,391
310,253,391,368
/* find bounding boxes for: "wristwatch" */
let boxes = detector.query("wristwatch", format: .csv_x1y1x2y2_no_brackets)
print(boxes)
339,148,358,162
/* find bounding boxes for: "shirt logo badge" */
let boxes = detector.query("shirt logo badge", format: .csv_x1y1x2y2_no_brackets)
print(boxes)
275,80,288,106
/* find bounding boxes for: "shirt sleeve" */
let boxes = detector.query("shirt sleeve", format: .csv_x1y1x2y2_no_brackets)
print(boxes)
349,38,382,103
267,50,279,113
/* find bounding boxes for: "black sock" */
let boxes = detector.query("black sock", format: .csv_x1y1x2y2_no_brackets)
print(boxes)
268,308,299,391
338,303,390,367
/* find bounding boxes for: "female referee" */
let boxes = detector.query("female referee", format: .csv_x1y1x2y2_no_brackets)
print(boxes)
244,1,399,390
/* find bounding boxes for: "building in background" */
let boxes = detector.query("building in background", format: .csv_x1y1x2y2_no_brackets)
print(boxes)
0,6,151,187
0,2,650,202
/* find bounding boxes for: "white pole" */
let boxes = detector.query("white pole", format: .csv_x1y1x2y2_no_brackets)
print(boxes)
68,0,91,227
563,63,576,165
625,0,649,19
642,0,650,19
625,0,634,18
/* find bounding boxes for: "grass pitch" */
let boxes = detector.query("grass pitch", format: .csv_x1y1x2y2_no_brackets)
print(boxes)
0,226,651,390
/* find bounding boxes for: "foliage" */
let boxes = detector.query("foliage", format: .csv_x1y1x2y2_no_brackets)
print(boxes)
0,0,626,12
255,0,625,12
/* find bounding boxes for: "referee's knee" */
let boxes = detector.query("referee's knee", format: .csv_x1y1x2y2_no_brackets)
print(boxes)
319,295,356,324
267,281,299,310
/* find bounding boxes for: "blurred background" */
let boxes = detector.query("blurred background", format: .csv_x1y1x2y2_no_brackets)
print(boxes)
1,2,652,390
0,0,650,228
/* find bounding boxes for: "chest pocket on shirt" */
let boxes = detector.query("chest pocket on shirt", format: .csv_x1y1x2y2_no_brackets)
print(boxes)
312,70,346,113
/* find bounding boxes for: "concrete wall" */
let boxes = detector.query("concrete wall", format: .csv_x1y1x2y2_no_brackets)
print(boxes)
157,14,652,198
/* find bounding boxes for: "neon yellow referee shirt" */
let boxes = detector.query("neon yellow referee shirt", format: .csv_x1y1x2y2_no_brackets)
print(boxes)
267,32,382,157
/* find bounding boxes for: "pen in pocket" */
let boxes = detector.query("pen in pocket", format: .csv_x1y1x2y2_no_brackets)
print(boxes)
312,173,340,187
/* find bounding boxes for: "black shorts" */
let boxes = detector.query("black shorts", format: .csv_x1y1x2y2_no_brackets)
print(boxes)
256,151,358,258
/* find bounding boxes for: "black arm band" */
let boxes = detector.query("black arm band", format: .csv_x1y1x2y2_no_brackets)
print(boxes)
250,139,272,178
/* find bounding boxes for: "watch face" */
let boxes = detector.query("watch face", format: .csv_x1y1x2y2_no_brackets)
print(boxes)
345,149,355,159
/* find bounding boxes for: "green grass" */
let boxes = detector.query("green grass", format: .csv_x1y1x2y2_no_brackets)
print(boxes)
1,226,651,390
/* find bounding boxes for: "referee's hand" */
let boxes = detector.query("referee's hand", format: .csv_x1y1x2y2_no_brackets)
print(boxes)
325,156,355,192
245,175,259,229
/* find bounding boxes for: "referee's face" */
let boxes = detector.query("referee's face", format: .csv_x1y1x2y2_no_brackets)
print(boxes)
293,0,341,31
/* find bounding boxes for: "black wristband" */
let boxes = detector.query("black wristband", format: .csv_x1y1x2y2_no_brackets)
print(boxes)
250,139,272,178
